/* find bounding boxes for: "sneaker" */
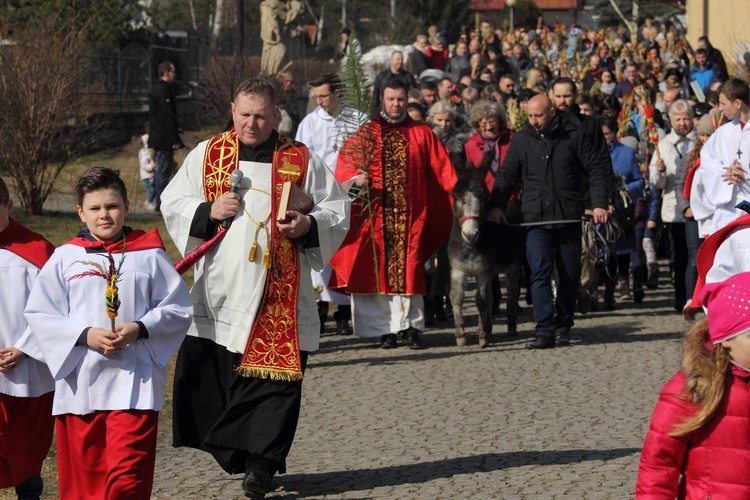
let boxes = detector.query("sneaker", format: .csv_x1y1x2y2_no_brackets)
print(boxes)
380,334,398,349
526,335,555,349
619,281,631,301
555,327,571,346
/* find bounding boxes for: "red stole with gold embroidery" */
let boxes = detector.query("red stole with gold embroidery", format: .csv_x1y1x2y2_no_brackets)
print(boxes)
202,128,308,381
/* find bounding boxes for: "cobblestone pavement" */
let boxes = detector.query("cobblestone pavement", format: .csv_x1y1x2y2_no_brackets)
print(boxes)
151,276,687,499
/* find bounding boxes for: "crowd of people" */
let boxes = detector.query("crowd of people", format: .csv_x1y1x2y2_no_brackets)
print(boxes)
302,19,741,334
4,16,750,500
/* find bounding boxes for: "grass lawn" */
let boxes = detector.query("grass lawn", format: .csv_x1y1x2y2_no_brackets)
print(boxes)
1,128,216,498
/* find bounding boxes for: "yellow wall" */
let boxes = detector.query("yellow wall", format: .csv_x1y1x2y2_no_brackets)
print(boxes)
687,0,750,77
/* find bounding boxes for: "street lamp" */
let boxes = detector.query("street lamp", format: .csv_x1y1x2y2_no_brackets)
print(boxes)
507,0,516,32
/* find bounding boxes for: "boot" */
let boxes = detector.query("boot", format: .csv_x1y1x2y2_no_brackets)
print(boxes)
317,301,329,334
333,306,353,335
646,263,659,289
424,297,436,327
604,280,616,310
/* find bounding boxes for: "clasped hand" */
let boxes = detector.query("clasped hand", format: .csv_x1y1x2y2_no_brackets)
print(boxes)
0,347,25,371
722,160,746,185
87,323,140,355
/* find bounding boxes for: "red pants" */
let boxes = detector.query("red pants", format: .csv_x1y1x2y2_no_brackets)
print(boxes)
56,410,158,500
0,392,54,488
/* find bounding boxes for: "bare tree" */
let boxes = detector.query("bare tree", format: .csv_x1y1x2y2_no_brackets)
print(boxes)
0,20,102,214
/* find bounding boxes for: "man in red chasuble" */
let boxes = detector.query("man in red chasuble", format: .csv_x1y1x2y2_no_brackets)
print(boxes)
329,78,456,349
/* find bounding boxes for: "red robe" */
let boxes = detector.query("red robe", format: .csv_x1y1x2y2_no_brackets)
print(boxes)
0,218,55,489
329,114,456,296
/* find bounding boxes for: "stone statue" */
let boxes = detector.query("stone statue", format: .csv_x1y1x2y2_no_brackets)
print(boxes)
259,0,303,76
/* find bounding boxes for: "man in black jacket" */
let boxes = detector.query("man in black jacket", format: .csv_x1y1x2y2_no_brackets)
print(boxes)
148,60,183,213
370,51,416,116
550,78,616,317
488,95,610,349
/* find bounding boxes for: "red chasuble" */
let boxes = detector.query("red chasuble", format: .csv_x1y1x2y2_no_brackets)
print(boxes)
329,114,456,295
201,128,308,381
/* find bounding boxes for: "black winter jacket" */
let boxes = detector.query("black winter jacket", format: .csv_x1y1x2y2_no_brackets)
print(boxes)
148,80,182,151
490,111,611,223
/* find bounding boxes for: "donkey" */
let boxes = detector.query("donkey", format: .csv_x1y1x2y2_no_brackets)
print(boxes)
447,151,524,348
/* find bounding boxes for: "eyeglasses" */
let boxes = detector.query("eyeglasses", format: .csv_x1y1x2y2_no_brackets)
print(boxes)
312,93,332,101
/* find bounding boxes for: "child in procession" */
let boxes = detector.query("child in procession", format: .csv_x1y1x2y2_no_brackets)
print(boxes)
0,176,55,499
636,271,750,497
22,167,193,499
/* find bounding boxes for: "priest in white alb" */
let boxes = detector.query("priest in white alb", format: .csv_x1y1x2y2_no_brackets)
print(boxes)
161,78,350,499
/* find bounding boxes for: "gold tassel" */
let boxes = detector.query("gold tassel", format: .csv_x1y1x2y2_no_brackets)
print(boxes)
262,248,271,269
248,240,258,262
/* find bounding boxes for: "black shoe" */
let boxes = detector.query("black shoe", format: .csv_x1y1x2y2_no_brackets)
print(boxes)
603,296,616,311
243,468,273,498
404,328,424,349
400,328,424,349
526,335,555,349
380,334,398,349
554,327,571,346
633,288,645,303
333,311,353,335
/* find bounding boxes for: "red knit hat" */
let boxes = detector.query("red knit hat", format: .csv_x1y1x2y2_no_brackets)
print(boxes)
699,272,750,344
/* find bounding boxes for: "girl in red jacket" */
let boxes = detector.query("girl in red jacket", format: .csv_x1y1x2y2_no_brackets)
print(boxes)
636,271,750,498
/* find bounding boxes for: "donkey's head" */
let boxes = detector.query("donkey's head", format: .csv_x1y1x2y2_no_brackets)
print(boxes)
451,151,493,245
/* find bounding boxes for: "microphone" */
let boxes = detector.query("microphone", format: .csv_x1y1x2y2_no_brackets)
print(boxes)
222,169,244,229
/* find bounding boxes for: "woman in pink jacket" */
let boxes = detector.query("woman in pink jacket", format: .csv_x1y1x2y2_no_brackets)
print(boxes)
636,271,750,498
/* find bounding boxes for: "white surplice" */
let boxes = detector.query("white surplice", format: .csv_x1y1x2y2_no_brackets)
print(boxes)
0,249,53,398
296,105,365,306
161,140,350,354
699,119,750,234
22,244,193,415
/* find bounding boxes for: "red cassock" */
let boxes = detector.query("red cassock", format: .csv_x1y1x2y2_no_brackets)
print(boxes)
0,393,54,488
329,114,456,296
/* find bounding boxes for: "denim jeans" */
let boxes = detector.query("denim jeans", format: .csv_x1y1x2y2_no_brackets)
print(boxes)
143,177,155,204
154,149,175,212
525,224,582,338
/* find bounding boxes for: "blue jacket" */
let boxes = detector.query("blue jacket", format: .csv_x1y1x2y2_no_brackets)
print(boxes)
610,140,644,252
690,61,716,93
610,140,644,201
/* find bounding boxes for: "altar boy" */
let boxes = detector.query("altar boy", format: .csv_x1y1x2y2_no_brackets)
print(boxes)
22,167,193,499
0,176,55,499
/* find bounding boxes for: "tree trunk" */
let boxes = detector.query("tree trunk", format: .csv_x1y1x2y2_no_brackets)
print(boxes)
212,0,226,50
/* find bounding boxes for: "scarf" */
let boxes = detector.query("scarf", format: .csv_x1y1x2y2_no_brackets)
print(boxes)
480,131,501,173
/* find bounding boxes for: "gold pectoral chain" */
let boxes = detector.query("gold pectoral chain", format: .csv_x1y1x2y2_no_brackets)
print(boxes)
241,187,272,269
